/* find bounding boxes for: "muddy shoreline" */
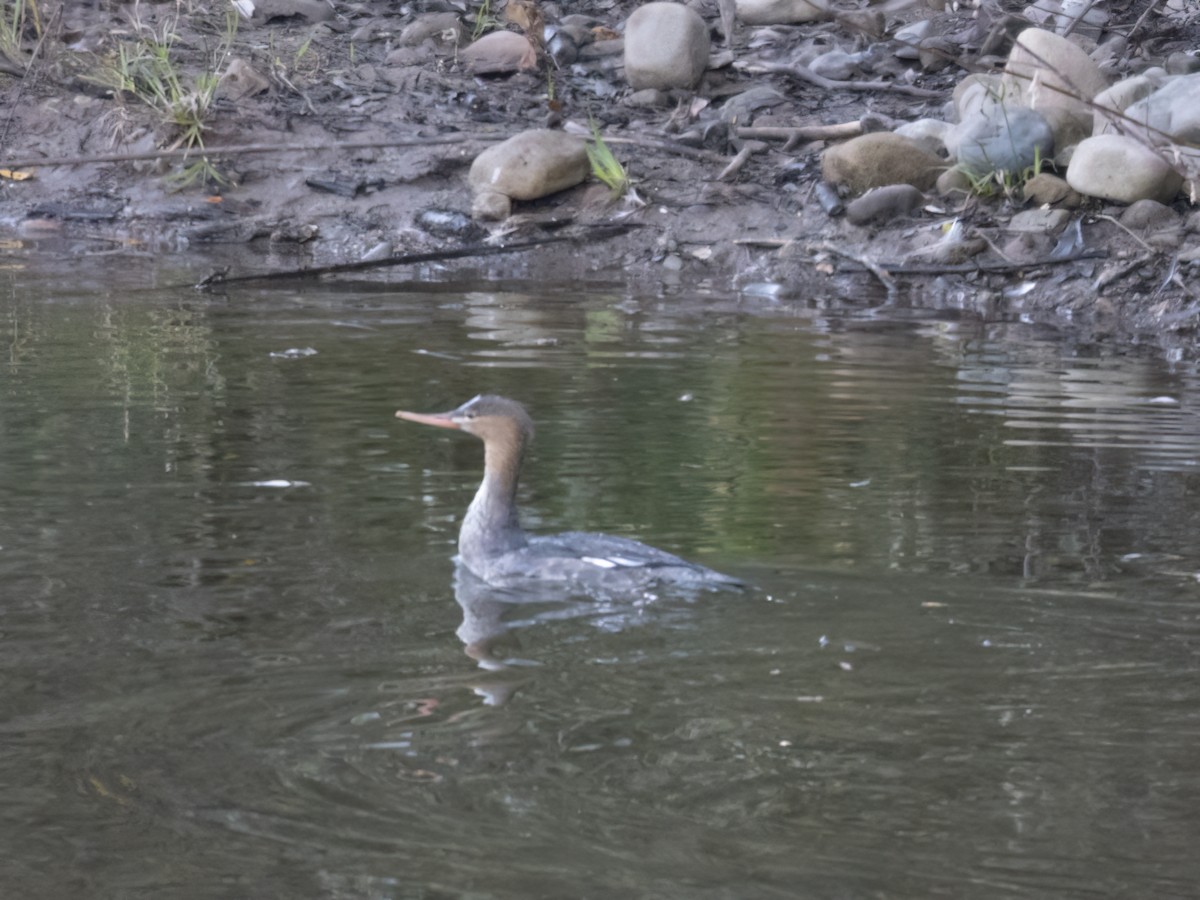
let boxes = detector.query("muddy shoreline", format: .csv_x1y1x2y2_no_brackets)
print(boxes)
1,1,1197,351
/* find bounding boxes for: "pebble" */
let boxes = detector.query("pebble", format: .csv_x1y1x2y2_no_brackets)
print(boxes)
468,130,590,221
955,105,1054,175
735,0,830,25
821,133,944,195
845,184,926,226
1021,172,1082,207
936,167,974,197
1065,134,1183,204
624,2,709,91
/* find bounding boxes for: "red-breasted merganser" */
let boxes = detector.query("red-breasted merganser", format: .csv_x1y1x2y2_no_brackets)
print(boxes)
395,395,744,592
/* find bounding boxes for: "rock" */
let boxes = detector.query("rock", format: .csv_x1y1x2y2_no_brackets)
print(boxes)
1092,75,1162,135
460,30,538,74
1038,107,1090,163
624,3,709,91
1008,208,1070,234
955,105,1054,175
822,133,944,194
918,37,956,73
735,0,830,24
894,118,953,157
1120,199,1180,231
893,20,931,60
936,166,973,197
953,74,1005,123
1166,51,1200,75
1022,172,1082,206
1056,0,1107,40
845,184,926,226
810,49,865,81
468,130,590,221
249,0,334,24
1118,199,1184,251
625,88,672,107
396,12,464,48
1124,73,1200,144
218,58,270,101
1003,28,1109,136
1066,134,1183,203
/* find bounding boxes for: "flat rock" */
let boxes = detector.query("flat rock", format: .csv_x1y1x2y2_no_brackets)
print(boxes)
1007,208,1071,234
1120,199,1181,231
1066,134,1183,203
822,132,944,194
1003,28,1109,136
845,184,926,226
624,2,709,90
955,104,1054,175
735,0,830,24
469,130,590,220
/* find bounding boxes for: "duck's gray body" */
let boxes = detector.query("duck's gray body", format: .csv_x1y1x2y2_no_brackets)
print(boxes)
396,395,743,594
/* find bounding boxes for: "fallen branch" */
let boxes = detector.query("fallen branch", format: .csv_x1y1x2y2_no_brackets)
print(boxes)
741,61,944,99
191,223,641,290
718,141,765,181
736,120,867,143
0,134,501,170
602,135,729,164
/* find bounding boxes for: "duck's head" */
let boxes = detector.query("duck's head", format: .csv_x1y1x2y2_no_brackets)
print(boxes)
396,394,535,450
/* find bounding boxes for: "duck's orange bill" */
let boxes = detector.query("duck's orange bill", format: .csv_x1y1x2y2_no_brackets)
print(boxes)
395,409,461,430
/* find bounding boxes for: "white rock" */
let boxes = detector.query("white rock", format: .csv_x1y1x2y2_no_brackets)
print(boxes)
894,118,954,156
1066,134,1183,203
955,105,1054,174
469,130,590,220
1003,28,1109,136
735,0,830,25
1092,74,1163,135
624,2,710,90
1123,72,1200,143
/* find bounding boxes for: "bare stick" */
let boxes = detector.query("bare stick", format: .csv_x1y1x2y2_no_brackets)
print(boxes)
718,142,765,180
190,224,641,290
0,134,501,170
742,61,944,99
736,121,866,142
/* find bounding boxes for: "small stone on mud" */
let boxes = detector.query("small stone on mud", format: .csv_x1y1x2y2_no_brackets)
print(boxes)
845,184,926,226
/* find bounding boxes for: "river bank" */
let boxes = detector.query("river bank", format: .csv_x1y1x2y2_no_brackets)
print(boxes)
1,0,1198,352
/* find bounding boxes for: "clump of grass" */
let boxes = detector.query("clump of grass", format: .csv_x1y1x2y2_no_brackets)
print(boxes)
471,0,500,40
962,144,1047,200
0,0,41,72
586,120,630,199
88,5,238,187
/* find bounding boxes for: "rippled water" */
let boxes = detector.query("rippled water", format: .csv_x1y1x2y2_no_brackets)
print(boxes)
2,263,1200,898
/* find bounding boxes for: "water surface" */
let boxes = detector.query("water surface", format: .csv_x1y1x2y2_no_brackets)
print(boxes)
2,265,1199,898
